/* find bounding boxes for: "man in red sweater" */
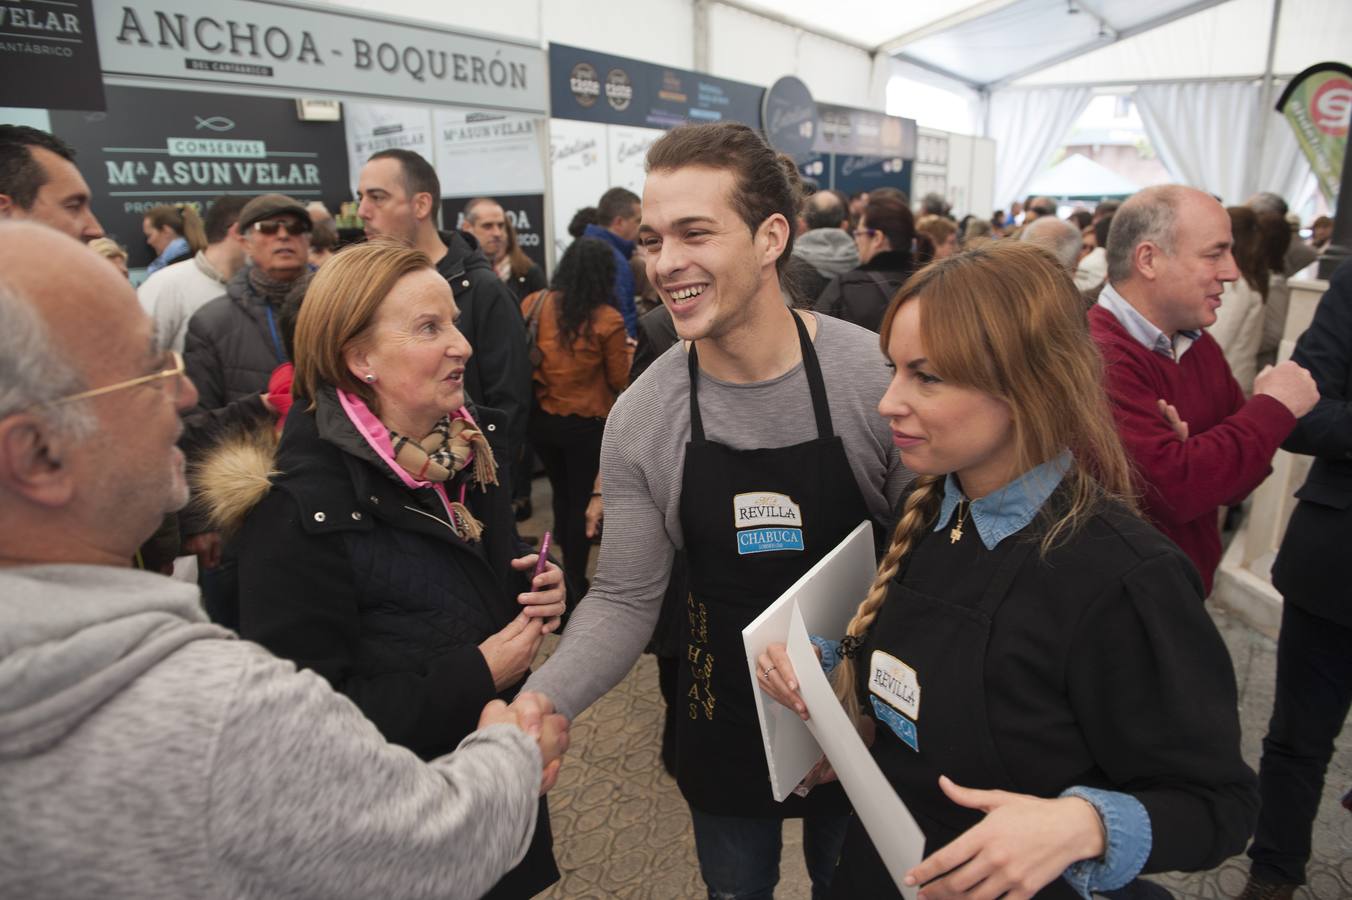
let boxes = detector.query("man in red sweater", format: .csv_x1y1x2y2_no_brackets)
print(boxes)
1088,185,1318,594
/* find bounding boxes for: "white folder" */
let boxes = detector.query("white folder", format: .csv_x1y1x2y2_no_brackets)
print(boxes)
741,520,876,801
787,605,925,896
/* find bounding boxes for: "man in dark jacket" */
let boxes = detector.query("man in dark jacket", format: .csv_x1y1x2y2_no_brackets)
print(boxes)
1241,259,1352,900
582,186,641,338
181,193,310,596
357,150,530,458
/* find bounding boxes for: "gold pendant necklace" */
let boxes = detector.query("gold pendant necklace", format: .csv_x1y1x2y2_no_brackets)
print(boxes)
949,499,970,544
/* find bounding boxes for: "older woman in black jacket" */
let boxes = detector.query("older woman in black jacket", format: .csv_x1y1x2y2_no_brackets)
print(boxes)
224,240,566,898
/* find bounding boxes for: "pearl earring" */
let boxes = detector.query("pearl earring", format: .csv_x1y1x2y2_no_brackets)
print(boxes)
364,373,377,383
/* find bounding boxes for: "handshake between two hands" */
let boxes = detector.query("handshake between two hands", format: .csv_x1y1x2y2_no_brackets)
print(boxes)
477,691,571,795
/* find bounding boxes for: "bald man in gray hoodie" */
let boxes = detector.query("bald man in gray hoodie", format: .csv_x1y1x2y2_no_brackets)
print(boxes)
0,222,567,899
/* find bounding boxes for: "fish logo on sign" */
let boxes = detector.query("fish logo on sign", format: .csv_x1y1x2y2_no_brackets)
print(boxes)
733,492,804,555
195,116,236,132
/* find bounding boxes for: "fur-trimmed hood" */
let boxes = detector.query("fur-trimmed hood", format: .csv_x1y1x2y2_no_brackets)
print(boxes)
193,425,279,537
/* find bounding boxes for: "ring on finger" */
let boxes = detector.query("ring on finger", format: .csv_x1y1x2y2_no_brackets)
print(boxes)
761,665,776,678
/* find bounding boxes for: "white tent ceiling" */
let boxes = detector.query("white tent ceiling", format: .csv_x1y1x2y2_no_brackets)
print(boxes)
721,0,1352,91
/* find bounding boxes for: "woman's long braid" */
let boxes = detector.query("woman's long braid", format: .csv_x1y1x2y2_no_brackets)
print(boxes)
832,475,944,727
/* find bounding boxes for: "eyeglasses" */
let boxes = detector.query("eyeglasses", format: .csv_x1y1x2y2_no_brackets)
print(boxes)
853,228,877,238
48,350,186,406
253,219,311,237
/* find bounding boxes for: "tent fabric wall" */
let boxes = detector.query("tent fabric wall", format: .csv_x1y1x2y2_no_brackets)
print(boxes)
706,4,879,109
987,87,1093,209
1135,80,1311,206
1014,0,1352,88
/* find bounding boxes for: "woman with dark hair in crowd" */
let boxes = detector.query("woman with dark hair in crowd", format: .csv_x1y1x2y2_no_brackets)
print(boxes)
142,203,207,275
522,237,632,594
500,215,548,303
1210,206,1270,393
758,242,1256,898
567,206,598,240
816,188,916,332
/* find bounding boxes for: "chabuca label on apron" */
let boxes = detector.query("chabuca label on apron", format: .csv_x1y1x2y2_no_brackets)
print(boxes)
869,651,921,752
733,491,804,555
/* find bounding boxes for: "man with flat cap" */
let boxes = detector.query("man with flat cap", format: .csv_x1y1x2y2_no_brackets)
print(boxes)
181,193,311,620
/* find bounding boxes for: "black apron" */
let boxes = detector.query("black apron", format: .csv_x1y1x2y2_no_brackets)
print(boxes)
829,528,1079,899
676,312,872,818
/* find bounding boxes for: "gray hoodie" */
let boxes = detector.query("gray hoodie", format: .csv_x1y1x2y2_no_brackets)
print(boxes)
0,565,540,899
791,228,861,278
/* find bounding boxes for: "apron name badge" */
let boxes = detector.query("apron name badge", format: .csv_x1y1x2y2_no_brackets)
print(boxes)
869,651,920,720
733,492,804,555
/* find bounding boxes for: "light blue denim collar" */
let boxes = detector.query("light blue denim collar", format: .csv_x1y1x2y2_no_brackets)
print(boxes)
933,451,1073,550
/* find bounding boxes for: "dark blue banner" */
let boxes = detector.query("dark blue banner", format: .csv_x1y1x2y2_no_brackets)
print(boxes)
832,155,913,198
548,43,763,130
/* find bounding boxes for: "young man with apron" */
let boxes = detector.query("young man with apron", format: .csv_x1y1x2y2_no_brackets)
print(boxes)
523,122,908,898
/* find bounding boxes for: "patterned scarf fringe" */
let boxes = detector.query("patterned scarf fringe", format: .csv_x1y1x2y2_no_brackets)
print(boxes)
390,414,498,541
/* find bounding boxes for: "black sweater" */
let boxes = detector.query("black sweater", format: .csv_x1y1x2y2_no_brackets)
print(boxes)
866,493,1258,874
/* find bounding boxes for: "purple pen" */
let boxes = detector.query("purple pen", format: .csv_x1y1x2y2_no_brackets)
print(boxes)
533,531,552,580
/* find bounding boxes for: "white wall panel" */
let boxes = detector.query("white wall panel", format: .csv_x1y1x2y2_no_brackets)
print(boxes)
707,4,879,109
541,0,695,69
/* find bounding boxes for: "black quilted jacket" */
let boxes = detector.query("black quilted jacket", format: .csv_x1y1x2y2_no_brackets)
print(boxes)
233,386,559,897
235,386,532,754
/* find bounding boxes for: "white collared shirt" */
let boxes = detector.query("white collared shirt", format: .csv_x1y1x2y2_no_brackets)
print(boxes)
1097,282,1201,361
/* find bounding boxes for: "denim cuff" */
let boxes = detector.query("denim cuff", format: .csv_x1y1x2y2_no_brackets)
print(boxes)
1059,786,1152,899
809,636,842,676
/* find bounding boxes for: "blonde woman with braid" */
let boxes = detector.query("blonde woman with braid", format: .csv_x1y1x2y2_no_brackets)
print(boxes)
757,242,1257,899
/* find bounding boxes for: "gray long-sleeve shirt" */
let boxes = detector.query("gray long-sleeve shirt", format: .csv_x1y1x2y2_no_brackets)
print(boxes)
0,565,541,899
526,313,909,719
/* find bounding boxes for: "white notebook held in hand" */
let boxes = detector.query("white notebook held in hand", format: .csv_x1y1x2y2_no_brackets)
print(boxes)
741,519,877,802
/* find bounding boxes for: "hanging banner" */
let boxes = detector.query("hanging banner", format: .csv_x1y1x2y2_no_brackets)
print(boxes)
433,109,546,196
94,1,547,113
832,155,913,199
0,0,105,111
549,43,762,130
49,85,350,268
815,104,917,160
762,75,817,162
444,193,546,272
343,102,434,195
1276,62,1352,205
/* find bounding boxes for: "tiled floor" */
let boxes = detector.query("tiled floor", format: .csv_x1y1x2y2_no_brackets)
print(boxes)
520,485,1351,899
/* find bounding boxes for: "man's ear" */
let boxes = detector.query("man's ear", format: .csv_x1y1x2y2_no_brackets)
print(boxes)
414,191,436,224
0,193,18,219
757,213,791,270
0,414,77,508
1134,240,1161,281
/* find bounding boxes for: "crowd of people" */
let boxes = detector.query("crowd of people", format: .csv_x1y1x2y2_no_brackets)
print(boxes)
0,118,1348,900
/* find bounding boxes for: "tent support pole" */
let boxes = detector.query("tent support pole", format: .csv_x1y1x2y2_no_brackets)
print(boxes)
1253,0,1283,199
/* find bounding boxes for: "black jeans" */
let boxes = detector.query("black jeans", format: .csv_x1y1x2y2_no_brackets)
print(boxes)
529,411,604,597
1248,600,1352,885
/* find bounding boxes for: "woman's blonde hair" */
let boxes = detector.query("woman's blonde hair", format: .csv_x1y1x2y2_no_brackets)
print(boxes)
87,237,127,264
832,241,1136,724
291,239,431,409
915,214,957,246
144,203,207,254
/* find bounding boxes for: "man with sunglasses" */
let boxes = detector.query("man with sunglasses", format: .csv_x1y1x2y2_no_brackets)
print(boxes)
181,193,312,622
